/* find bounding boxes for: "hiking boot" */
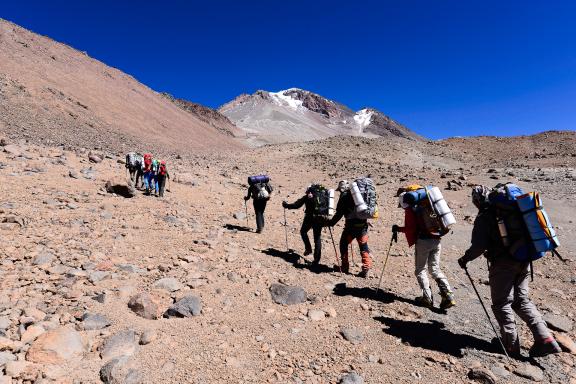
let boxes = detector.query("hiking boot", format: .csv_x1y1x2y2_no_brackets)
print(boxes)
311,256,320,266
439,291,456,310
491,337,522,359
357,269,370,278
303,248,312,256
415,295,434,309
529,338,562,357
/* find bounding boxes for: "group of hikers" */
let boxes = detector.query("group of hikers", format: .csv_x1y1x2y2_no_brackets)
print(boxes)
125,152,170,197
244,174,563,359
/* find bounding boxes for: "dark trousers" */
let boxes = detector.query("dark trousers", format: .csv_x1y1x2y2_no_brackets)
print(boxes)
301,216,322,261
158,175,167,197
253,199,267,232
135,170,143,189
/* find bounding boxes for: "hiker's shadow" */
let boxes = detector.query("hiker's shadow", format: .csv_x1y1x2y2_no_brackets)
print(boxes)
262,248,334,275
332,283,447,315
224,224,252,232
375,316,498,357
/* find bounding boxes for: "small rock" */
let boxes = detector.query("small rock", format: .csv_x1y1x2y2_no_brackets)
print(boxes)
20,324,45,344
81,313,111,331
308,309,325,322
490,363,510,378
468,368,497,384
555,333,576,354
153,277,183,292
125,369,143,384
269,283,307,305
32,251,54,266
544,314,573,333
514,364,544,382
139,330,157,345
128,293,159,320
5,360,36,379
164,295,202,318
89,154,102,163
340,327,364,345
100,330,138,361
26,327,85,364
100,357,128,384
233,212,246,220
0,351,16,367
69,170,79,179
339,372,364,384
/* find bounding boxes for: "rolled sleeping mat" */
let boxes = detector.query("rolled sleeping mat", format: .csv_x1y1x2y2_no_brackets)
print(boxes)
441,212,456,228
248,175,270,185
434,199,451,216
403,188,427,205
351,182,368,212
427,186,444,203
328,189,335,216
517,192,560,252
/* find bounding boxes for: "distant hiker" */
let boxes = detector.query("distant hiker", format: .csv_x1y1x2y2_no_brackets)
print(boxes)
157,160,170,197
282,184,335,265
393,185,456,310
458,185,562,358
328,178,378,278
245,175,273,233
125,152,138,184
143,153,153,194
134,153,144,189
151,159,160,196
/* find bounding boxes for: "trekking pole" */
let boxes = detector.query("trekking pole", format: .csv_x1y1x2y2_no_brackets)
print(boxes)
283,207,289,252
327,227,342,273
350,244,356,267
244,200,249,228
463,267,510,360
375,236,395,297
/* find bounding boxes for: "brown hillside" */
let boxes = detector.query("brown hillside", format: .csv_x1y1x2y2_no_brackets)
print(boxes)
0,19,241,156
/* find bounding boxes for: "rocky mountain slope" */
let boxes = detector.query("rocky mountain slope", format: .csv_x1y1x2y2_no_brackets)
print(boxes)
0,131,574,383
0,19,241,156
219,89,421,146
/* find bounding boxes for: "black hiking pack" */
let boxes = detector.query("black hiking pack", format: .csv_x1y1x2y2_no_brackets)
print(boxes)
254,182,271,200
307,184,332,225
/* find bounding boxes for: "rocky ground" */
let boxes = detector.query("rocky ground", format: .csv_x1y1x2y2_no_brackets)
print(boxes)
0,133,575,384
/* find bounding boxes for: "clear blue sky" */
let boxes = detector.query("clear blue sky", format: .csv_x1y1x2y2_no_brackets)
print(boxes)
3,1,575,139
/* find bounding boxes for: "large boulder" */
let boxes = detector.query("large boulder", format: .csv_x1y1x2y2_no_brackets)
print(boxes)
128,293,159,320
164,296,202,318
105,180,136,198
100,330,138,361
26,327,85,364
269,283,307,305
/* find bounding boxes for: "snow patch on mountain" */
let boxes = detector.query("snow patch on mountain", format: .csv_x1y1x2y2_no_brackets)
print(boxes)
269,89,303,111
354,109,374,128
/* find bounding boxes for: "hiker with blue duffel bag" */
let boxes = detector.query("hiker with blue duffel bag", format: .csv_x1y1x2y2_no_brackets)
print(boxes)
458,184,562,359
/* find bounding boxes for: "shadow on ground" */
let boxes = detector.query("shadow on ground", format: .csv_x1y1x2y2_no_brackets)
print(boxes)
262,248,334,274
224,224,252,232
375,316,498,357
332,283,447,315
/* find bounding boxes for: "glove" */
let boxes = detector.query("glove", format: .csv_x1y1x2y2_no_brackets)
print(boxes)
392,224,400,233
282,201,288,208
392,230,398,243
457,256,468,269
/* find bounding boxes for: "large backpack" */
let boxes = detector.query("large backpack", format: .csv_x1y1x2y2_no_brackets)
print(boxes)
254,182,270,200
402,185,455,237
307,184,334,225
125,152,137,169
159,161,167,176
151,159,160,173
488,183,560,262
347,177,379,220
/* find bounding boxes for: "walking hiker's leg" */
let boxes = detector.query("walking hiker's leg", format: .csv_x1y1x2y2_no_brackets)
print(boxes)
414,239,432,300
312,223,322,263
158,176,166,197
338,230,353,272
512,263,551,342
357,231,372,271
300,218,313,254
428,240,451,291
489,259,520,354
